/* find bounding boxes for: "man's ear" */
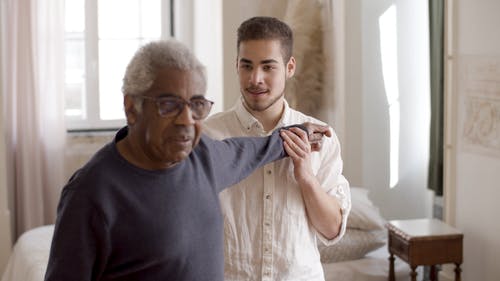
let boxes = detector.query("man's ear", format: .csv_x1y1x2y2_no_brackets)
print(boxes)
286,56,296,78
123,94,138,125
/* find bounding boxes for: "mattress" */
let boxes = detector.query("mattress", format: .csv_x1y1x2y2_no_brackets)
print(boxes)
322,246,413,281
2,224,416,281
1,225,52,281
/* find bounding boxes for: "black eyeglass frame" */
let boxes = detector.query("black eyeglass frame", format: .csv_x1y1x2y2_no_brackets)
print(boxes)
136,95,214,120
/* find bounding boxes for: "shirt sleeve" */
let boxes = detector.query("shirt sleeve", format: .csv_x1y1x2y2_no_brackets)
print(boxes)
204,125,307,192
314,129,352,246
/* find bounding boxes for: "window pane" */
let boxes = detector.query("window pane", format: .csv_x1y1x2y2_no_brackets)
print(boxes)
65,0,84,33
98,0,162,120
64,0,168,129
65,38,86,118
140,0,162,37
98,40,139,120
65,0,85,119
98,0,161,39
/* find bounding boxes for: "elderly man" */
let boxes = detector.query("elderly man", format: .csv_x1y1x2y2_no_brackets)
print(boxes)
44,39,330,281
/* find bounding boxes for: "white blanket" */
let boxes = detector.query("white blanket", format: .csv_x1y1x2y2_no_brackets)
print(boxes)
2,225,52,281
2,225,416,281
322,246,413,281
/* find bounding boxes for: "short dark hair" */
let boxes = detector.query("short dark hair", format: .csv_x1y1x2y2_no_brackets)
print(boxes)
237,16,293,63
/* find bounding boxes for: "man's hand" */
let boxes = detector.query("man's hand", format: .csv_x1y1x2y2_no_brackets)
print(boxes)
301,122,331,152
280,127,314,183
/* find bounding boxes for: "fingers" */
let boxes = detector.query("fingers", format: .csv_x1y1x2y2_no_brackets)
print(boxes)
287,127,309,143
309,132,325,144
280,129,310,158
282,138,298,159
281,124,331,154
302,122,332,138
310,142,322,152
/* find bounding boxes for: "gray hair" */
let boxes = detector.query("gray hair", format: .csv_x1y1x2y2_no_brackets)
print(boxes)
122,39,207,111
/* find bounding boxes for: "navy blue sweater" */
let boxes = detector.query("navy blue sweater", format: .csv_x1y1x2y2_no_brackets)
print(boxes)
44,127,289,281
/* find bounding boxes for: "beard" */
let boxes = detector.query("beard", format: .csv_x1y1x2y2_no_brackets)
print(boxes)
241,90,285,112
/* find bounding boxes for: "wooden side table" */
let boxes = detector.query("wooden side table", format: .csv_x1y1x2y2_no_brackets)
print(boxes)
386,218,463,281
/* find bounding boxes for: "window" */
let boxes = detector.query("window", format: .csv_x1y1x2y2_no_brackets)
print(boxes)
64,0,173,130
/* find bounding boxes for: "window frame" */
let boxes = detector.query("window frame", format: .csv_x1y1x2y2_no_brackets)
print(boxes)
65,0,174,131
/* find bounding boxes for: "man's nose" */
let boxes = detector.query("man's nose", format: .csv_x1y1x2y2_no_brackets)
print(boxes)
175,104,195,125
249,68,263,84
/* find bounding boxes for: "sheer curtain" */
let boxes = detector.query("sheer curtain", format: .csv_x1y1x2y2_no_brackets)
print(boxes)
428,0,444,197
1,0,66,239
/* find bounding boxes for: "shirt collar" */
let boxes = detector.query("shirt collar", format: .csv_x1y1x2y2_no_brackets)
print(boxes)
234,97,291,133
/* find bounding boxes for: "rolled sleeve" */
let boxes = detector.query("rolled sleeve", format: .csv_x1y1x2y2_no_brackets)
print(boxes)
317,177,351,246
314,131,352,246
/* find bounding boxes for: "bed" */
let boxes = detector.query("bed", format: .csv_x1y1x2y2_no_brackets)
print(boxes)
319,187,413,281
1,225,52,281
1,187,413,281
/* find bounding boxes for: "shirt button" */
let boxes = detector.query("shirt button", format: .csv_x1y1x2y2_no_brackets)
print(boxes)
265,194,271,199
267,170,272,175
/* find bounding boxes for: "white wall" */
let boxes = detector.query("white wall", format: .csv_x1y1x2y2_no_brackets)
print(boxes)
221,1,259,110
345,0,433,220
449,0,500,280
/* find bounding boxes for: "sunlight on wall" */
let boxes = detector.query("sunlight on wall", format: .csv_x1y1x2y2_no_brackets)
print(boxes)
193,0,223,115
379,5,400,188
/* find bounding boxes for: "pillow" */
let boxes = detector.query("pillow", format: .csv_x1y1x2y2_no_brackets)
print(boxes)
319,228,386,263
347,187,387,231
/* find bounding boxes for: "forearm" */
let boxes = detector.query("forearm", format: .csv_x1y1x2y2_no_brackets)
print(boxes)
211,125,310,188
298,176,343,240
280,127,343,239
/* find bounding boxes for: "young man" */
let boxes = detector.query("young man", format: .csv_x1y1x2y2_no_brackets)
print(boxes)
204,17,351,280
44,39,330,281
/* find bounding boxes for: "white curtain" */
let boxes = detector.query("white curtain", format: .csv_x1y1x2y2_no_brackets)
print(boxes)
1,0,66,239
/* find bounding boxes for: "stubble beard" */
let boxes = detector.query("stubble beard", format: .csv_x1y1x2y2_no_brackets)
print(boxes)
242,90,285,113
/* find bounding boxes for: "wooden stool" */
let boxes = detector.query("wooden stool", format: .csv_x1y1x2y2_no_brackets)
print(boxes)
386,218,463,281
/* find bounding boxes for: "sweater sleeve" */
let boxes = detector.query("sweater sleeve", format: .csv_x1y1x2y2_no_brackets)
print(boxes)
44,182,110,281
203,125,307,192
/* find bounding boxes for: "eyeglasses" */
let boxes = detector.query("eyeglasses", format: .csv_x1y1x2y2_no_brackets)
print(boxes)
137,95,214,120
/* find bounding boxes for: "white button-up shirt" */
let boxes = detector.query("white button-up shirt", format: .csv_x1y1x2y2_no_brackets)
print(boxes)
203,100,351,281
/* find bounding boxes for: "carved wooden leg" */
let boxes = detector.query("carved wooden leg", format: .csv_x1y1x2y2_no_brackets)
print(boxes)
388,253,395,281
430,265,437,281
455,263,462,281
410,266,418,281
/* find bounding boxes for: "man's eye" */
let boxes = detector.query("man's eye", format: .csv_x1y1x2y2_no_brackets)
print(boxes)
190,100,204,107
240,64,252,70
158,100,179,110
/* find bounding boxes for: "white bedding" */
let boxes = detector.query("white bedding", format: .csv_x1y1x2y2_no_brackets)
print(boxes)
322,246,412,281
1,188,415,281
2,225,415,281
1,225,52,281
